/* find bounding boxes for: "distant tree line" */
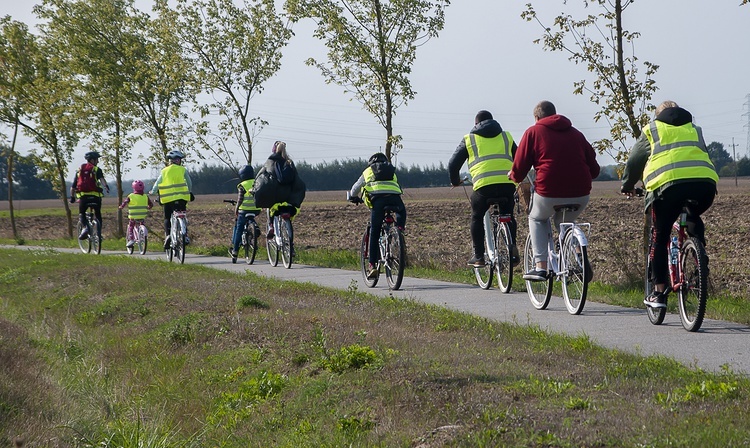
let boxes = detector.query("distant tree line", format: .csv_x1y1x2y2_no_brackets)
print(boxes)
0,147,55,199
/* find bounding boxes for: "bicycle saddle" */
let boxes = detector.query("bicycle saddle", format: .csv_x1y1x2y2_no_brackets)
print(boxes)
485,197,510,206
553,204,580,212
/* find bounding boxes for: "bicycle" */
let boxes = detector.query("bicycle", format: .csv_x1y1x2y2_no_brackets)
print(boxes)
76,204,101,255
267,209,294,269
126,219,148,255
523,203,591,315
166,209,188,264
348,193,406,290
224,199,260,265
644,199,709,332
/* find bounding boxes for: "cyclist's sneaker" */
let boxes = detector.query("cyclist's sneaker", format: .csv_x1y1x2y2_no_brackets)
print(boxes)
184,235,190,245
467,255,486,267
78,227,89,240
644,291,667,308
163,237,171,250
254,227,261,238
126,240,135,248
228,248,237,262
510,245,520,266
523,268,548,281
366,263,379,279
290,246,296,258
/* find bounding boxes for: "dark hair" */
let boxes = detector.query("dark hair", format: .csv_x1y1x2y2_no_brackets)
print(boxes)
533,101,556,119
475,110,493,124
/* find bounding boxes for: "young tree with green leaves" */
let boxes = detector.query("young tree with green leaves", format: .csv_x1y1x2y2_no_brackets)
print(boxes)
522,0,659,164
167,0,293,170
286,0,450,160
0,17,37,239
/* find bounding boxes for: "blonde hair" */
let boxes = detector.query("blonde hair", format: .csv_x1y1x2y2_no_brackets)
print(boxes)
655,100,678,116
275,141,292,163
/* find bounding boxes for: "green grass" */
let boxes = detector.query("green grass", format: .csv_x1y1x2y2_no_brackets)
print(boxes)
2,247,750,446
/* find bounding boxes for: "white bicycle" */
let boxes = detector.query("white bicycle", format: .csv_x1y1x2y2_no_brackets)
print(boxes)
166,210,188,264
524,203,591,315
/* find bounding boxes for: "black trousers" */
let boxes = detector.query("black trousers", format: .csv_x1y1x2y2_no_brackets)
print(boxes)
78,195,102,235
650,181,716,284
470,184,517,258
369,195,407,265
163,199,188,236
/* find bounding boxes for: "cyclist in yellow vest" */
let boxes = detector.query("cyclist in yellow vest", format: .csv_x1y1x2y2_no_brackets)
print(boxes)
118,180,154,249
349,152,407,279
69,151,110,240
449,110,519,268
148,150,193,249
229,164,262,262
621,101,718,308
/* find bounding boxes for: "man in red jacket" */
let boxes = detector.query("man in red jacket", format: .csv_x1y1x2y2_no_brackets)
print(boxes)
509,100,600,281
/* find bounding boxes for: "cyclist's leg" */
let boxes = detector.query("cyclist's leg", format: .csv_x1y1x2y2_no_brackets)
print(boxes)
91,197,103,238
127,219,136,242
77,197,89,237
469,188,491,262
368,199,386,267
232,212,248,254
651,194,683,288
163,201,175,247
664,182,715,246
527,193,557,272
173,199,189,243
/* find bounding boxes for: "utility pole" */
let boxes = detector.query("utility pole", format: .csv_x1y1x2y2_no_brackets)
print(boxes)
729,137,738,187
743,94,750,156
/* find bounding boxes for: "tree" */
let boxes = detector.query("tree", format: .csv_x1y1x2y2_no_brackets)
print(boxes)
286,0,450,161
0,148,56,200
522,0,659,163
168,0,293,170
0,17,36,239
706,141,732,175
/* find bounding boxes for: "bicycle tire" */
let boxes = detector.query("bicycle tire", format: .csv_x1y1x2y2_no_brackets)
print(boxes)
76,221,91,254
266,220,279,267
678,237,708,332
245,222,258,265
495,223,513,293
173,219,185,264
360,227,378,288
91,219,101,255
524,234,552,310
127,237,134,255
385,226,405,290
561,228,588,315
473,220,493,289
645,242,666,326
138,225,148,255
280,218,293,269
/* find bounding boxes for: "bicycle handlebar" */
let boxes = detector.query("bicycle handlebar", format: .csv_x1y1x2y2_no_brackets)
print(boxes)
224,199,237,205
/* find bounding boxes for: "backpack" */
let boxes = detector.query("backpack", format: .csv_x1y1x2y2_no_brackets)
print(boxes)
76,163,99,193
370,161,395,181
274,160,296,185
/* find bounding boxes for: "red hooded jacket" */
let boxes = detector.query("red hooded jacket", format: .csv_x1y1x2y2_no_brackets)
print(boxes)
510,114,600,198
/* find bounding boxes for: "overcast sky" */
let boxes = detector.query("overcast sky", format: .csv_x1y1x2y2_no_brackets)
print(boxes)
3,0,750,183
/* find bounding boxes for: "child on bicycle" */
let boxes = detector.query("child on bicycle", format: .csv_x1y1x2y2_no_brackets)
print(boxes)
229,165,262,261
348,152,407,280
118,180,154,248
621,100,718,308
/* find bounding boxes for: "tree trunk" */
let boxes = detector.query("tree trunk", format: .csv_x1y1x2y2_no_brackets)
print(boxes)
7,121,19,239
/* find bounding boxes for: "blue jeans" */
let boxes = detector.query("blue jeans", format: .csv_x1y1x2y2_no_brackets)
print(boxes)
232,211,257,253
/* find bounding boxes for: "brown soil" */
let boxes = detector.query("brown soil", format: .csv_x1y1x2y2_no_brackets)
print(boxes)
2,179,749,297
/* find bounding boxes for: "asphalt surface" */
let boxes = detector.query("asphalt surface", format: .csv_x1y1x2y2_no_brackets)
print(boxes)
7,245,750,376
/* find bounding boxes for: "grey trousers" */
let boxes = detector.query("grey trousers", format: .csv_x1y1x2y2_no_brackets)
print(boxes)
528,192,590,266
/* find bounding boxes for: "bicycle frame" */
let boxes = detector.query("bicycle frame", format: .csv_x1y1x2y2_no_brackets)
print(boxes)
170,211,187,243
550,222,590,277
666,212,689,292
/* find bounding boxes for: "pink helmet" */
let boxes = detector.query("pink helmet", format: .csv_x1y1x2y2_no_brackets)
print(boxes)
132,180,145,194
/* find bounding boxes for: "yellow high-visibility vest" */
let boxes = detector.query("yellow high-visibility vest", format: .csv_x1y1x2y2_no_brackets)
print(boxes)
465,132,515,190
127,193,149,220
157,164,190,203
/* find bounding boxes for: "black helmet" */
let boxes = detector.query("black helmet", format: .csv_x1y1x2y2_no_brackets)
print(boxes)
85,151,101,161
238,164,255,181
368,152,388,166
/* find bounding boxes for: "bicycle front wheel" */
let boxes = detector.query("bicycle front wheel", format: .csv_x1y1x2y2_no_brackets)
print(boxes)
138,225,148,255
360,227,378,288
678,237,708,332
561,228,588,315
245,223,258,265
91,220,101,255
524,234,552,310
266,234,279,267
279,219,293,269
384,226,405,290
645,242,666,326
77,221,91,254
495,223,513,294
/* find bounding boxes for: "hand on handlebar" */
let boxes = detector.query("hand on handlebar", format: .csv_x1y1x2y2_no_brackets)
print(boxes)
620,186,644,198
451,176,471,189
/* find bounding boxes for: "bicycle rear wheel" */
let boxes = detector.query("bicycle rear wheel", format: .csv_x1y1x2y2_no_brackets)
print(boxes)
173,220,185,264
678,237,708,332
384,226,405,290
138,225,148,255
77,221,91,253
645,246,666,326
91,220,101,255
524,234,552,310
495,223,513,293
279,218,293,269
244,222,258,265
561,228,588,315
360,227,378,288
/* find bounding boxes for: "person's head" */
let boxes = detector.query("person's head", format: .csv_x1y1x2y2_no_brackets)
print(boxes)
475,110,493,125
238,164,255,181
274,141,290,161
85,151,100,164
533,101,556,121
167,149,185,165
655,100,679,117
368,152,388,166
131,180,145,194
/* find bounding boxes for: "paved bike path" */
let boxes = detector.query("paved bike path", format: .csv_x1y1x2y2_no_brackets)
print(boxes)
8,246,750,375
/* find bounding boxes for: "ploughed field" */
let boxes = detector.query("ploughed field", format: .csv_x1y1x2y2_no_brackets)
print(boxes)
2,179,749,297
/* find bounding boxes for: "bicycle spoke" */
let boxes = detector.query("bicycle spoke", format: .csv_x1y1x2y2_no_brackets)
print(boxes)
678,238,708,332
561,229,588,315
524,234,552,310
